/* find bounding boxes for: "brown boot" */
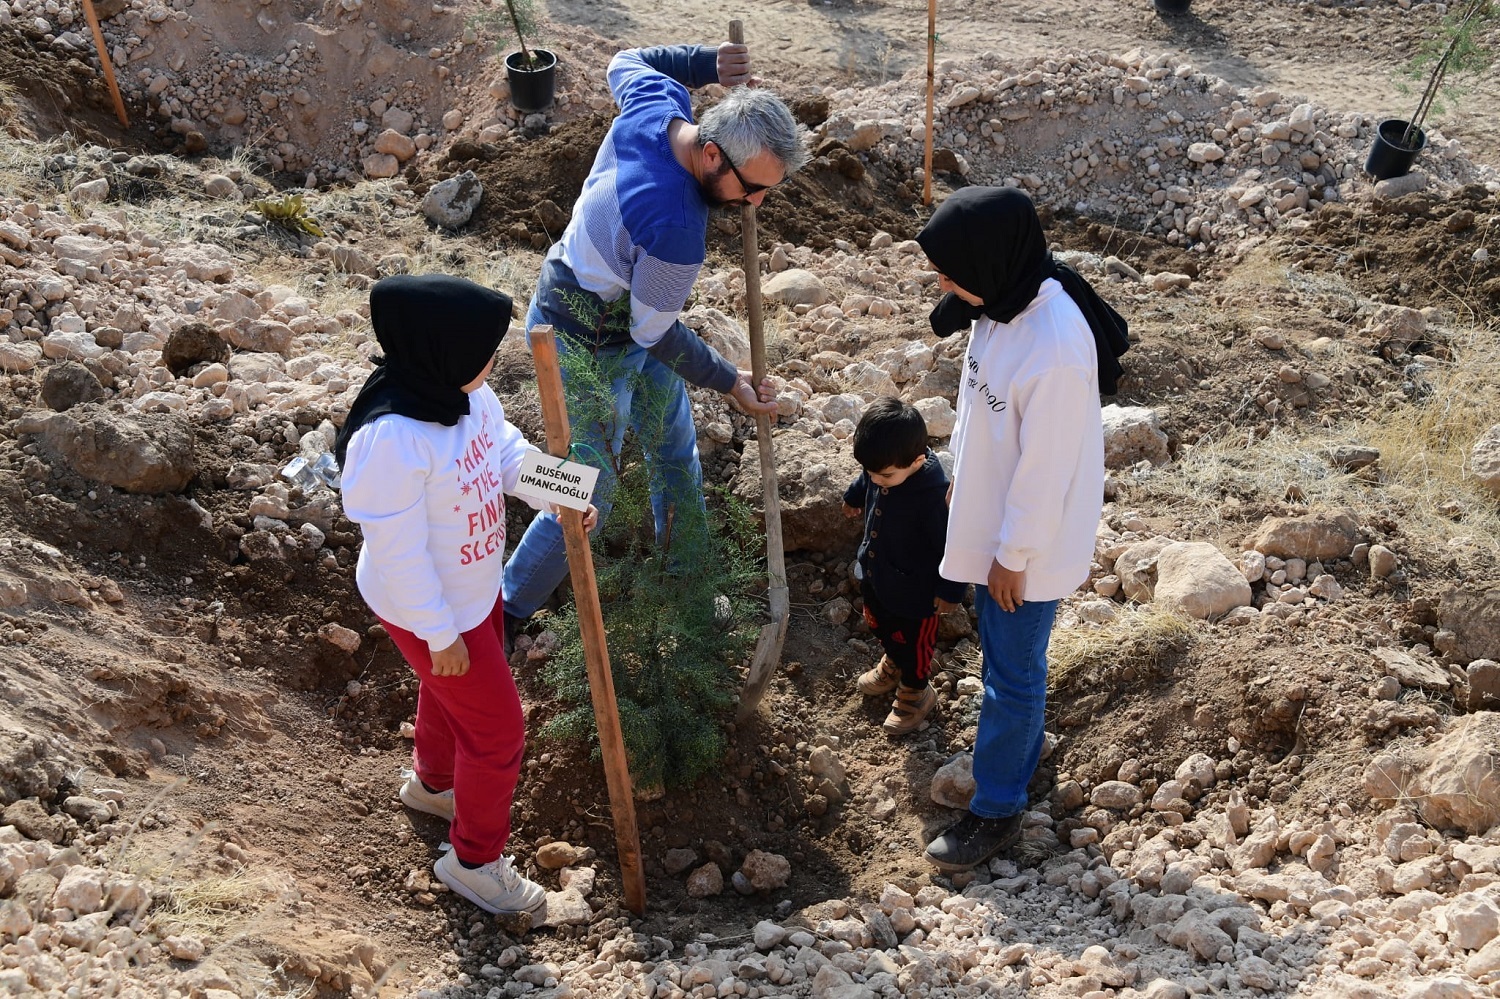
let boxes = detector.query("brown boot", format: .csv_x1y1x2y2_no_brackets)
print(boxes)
856,656,901,696
883,684,937,736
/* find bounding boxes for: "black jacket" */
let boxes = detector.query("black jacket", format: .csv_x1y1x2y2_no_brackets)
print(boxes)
844,452,967,620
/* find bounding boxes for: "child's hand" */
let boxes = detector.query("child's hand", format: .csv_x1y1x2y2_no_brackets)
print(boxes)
431,636,471,677
582,504,600,532
946,482,953,507
934,598,959,614
987,559,1026,613
841,502,861,519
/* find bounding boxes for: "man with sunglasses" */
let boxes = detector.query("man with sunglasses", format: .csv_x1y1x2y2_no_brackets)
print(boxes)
501,40,809,648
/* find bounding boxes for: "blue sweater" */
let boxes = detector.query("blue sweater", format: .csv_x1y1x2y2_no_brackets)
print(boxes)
529,45,736,393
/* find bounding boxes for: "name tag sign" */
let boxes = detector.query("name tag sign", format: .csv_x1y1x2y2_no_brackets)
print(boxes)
513,450,600,512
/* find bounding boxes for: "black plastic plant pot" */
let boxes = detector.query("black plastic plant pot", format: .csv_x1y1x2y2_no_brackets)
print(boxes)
1154,0,1191,14
1365,118,1428,181
506,48,557,113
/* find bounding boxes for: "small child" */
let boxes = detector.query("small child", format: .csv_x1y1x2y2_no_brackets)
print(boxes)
841,397,966,736
336,274,596,915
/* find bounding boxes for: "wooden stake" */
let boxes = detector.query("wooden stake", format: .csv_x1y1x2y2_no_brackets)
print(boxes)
923,0,936,205
81,0,129,128
528,326,646,915
728,18,790,724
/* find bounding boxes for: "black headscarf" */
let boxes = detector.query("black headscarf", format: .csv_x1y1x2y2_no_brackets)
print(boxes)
915,186,1130,394
334,274,513,468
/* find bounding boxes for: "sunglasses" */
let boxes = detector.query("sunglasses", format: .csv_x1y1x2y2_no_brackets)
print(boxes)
714,143,775,197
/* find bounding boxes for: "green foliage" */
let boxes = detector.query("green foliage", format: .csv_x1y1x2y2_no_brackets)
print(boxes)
537,346,762,793
470,0,544,68
1397,0,1497,144
250,193,325,237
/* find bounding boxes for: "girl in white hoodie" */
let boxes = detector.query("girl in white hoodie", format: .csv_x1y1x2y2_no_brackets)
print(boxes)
336,274,596,915
915,188,1127,872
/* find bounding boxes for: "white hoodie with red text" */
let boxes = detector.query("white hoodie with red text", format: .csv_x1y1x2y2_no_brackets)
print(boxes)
341,385,541,651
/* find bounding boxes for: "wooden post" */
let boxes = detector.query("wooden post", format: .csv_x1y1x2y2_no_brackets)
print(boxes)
81,0,130,128
528,326,646,915
923,0,936,205
728,18,789,724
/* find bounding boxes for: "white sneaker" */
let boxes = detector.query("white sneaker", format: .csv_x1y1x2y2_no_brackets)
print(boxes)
399,771,454,821
434,850,545,914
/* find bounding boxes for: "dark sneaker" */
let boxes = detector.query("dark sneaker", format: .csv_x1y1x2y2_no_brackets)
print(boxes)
924,811,1023,871
502,612,524,659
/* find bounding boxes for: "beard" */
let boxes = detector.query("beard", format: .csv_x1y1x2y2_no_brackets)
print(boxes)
702,163,748,209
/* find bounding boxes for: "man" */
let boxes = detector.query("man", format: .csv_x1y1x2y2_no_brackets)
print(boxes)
502,41,808,642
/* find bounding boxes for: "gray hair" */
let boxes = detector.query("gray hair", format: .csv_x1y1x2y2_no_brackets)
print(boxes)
698,87,809,176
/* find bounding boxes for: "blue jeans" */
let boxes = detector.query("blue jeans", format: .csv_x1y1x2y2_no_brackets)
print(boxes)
969,587,1059,819
502,323,706,619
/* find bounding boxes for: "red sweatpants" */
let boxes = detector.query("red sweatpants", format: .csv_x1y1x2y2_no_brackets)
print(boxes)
380,599,524,865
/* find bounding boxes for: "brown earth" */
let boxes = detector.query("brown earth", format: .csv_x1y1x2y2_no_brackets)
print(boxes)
2,1,1500,995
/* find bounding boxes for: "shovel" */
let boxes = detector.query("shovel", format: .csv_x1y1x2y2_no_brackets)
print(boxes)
728,18,789,723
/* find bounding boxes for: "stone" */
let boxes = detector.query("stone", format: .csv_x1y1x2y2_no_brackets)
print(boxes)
684,308,750,370
913,396,956,437
536,841,585,870
536,888,591,928
1472,425,1500,497
1151,541,1253,619
1101,404,1169,468
1438,586,1500,663
730,430,860,553
1091,781,1141,811
1243,509,1362,560
224,319,294,356
1436,893,1500,951
930,752,975,809
1466,660,1500,710
162,321,231,375
1366,713,1500,834
753,920,788,950
52,868,105,915
60,796,113,824
363,153,400,179
40,360,105,411
19,406,195,494
685,863,723,898
1114,536,1174,603
164,935,206,961
740,850,791,892
421,170,484,229
1369,544,1399,579
663,848,698,875
762,269,828,307
1375,647,1451,691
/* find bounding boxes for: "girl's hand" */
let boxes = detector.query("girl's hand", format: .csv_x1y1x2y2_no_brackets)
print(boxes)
987,559,1025,613
431,636,471,677
582,504,600,532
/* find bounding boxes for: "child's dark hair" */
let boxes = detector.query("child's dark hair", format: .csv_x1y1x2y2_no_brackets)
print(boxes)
852,396,928,472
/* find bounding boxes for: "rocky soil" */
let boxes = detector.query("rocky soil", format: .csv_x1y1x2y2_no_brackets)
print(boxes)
2,1,1500,999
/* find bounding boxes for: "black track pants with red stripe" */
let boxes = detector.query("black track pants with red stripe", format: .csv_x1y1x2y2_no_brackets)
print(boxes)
860,579,938,690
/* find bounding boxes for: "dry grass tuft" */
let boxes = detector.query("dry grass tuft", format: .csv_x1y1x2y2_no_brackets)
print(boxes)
1048,604,1196,689
151,869,285,937
0,80,33,140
